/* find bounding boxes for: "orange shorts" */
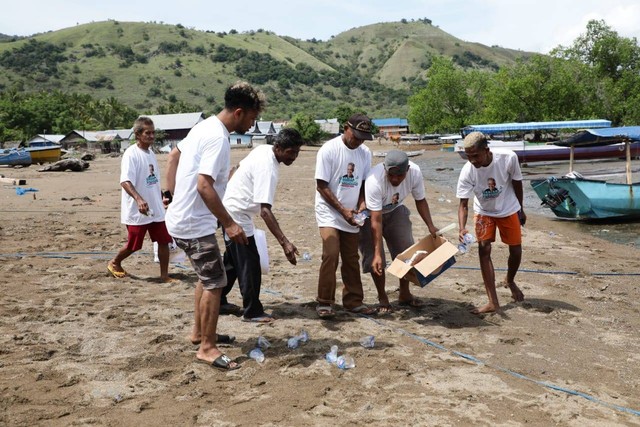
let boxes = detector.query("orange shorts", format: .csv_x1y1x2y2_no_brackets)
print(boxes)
474,212,521,245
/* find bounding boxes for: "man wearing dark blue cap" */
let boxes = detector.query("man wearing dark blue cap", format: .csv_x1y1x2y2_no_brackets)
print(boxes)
359,150,440,312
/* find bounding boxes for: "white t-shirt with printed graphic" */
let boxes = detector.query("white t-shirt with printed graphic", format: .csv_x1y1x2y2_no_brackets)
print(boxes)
365,161,425,213
314,135,371,233
456,149,523,218
120,143,164,225
165,115,231,239
223,144,279,237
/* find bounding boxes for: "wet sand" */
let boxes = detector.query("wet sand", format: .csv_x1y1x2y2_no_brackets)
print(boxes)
1,142,639,426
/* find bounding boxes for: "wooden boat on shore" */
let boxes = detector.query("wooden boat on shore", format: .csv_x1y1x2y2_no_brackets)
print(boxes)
373,149,425,158
25,144,62,164
530,127,640,220
0,149,32,167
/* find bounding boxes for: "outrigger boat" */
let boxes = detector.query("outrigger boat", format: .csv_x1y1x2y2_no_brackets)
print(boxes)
530,127,640,220
0,148,32,167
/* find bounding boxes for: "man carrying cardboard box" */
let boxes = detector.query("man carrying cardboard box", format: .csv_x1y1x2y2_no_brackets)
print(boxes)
456,132,526,314
359,150,440,313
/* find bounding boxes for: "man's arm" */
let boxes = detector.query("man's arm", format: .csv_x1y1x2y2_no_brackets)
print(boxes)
512,179,526,225
370,210,385,275
165,147,181,195
121,181,149,214
197,174,248,245
458,198,470,242
260,203,298,265
316,179,357,226
415,198,438,237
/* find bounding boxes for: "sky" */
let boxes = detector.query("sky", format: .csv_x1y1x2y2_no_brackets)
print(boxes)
2,0,640,54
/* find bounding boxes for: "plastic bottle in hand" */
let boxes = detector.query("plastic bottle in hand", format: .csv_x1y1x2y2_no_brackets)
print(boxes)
249,348,265,363
354,210,370,226
458,233,476,254
325,345,338,364
337,355,355,370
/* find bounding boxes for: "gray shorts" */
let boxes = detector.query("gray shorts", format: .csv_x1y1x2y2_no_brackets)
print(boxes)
359,205,414,274
174,234,226,290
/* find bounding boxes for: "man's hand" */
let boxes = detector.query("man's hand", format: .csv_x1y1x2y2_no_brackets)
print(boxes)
372,253,384,276
518,209,527,226
342,208,358,226
225,222,248,245
281,240,298,265
458,228,469,243
428,225,439,238
137,199,150,215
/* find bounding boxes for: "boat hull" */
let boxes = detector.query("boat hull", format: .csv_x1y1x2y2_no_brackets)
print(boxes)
26,145,62,163
457,141,640,163
0,149,32,166
531,177,640,220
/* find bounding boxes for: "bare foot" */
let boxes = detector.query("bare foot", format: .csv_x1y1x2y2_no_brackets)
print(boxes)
506,281,525,302
160,276,177,283
377,304,394,314
471,302,499,314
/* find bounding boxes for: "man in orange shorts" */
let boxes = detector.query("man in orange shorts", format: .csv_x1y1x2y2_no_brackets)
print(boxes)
456,132,526,314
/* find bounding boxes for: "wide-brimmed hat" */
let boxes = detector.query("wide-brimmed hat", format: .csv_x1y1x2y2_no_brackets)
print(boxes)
345,113,374,141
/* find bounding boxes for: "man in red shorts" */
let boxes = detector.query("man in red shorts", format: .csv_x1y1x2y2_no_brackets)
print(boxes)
456,132,526,314
108,117,173,281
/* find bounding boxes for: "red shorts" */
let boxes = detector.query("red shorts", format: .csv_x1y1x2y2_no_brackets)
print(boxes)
474,212,521,245
126,221,172,251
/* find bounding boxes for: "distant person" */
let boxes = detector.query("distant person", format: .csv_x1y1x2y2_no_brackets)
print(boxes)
108,117,172,282
222,128,304,323
314,113,376,318
360,150,439,313
164,82,265,370
456,132,526,314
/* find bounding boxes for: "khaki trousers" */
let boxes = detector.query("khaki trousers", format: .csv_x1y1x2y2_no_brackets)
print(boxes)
316,227,364,310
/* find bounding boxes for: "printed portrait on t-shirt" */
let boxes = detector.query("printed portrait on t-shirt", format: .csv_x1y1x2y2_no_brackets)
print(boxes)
391,192,399,204
146,163,159,186
482,177,500,199
340,162,358,187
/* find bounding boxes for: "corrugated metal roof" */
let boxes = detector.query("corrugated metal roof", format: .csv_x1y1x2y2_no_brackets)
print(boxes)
29,134,65,144
463,120,611,135
372,118,408,127
141,112,205,131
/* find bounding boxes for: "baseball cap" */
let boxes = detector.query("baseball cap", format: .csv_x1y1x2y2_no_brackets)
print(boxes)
384,150,409,175
345,113,374,141
463,131,488,148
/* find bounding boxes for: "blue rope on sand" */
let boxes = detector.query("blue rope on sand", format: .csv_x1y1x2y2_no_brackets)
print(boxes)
366,317,640,417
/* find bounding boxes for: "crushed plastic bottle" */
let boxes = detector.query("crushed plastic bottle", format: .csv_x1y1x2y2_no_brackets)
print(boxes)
325,345,338,364
353,210,370,226
145,208,155,217
457,233,476,254
257,336,271,349
360,335,375,348
301,252,312,261
336,355,355,370
248,348,265,363
437,194,446,203
287,330,309,349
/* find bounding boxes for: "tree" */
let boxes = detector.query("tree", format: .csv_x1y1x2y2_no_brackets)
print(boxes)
407,57,487,133
287,113,323,143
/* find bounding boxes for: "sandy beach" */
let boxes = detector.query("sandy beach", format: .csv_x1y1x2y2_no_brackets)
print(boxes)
1,142,639,426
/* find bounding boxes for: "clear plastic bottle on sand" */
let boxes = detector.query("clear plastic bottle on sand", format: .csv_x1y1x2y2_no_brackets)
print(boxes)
248,348,265,363
337,355,355,370
257,336,271,349
325,345,338,364
458,233,476,254
287,330,309,349
301,252,312,261
360,335,375,348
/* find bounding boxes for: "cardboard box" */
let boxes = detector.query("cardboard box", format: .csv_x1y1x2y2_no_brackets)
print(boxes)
387,235,458,287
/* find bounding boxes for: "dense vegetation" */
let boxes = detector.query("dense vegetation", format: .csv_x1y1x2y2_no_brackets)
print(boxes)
408,20,640,133
1,19,638,142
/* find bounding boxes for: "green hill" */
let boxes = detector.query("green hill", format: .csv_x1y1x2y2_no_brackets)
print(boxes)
0,20,533,120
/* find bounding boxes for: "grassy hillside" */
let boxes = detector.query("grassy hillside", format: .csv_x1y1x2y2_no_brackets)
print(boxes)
0,20,532,120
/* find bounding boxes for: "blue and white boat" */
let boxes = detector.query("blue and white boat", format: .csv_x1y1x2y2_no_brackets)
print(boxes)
0,148,32,167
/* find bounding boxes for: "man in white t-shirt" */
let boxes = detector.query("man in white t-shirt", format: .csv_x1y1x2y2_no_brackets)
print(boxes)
314,113,376,318
164,82,265,371
222,128,304,323
108,117,173,281
456,132,526,314
360,150,440,313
